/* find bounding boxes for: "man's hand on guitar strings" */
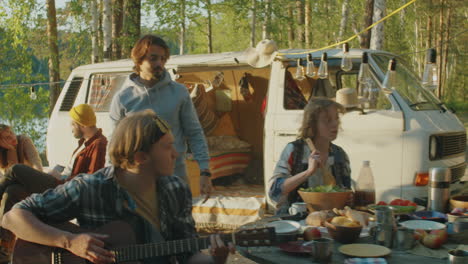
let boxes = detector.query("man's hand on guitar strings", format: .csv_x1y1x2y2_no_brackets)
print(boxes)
66,233,115,264
208,234,235,263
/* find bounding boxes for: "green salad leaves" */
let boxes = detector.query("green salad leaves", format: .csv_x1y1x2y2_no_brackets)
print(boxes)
299,185,348,193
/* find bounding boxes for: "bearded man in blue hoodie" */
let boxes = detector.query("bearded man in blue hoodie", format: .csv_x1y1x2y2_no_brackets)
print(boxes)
109,35,212,196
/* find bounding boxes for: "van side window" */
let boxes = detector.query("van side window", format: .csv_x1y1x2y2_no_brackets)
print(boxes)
87,73,128,112
339,72,391,110
283,68,336,110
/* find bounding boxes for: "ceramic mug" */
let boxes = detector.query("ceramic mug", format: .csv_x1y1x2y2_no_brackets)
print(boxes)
304,238,333,263
289,202,307,215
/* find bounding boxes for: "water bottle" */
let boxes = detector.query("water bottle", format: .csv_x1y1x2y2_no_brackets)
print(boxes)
427,167,451,213
355,161,376,207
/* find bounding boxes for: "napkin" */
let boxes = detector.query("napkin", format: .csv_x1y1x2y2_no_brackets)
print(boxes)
344,258,387,264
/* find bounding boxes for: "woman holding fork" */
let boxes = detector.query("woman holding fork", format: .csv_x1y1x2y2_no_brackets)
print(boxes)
268,97,351,215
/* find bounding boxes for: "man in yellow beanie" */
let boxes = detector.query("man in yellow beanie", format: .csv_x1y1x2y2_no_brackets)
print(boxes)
0,104,107,260
63,103,107,177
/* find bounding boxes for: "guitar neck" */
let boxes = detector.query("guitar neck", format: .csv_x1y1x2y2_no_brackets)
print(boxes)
113,234,231,262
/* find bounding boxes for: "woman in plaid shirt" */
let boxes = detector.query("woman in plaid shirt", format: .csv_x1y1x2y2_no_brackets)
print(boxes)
2,110,234,264
268,98,351,215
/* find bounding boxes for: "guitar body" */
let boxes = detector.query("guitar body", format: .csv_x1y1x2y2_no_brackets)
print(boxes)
12,221,139,264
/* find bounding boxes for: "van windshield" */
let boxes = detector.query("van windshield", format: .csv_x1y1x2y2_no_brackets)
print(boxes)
371,54,441,111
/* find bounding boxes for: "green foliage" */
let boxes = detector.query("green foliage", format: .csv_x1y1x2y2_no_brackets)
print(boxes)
0,87,49,152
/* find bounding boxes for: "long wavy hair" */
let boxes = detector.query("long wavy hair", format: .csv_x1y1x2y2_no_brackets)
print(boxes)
0,124,12,168
298,97,345,140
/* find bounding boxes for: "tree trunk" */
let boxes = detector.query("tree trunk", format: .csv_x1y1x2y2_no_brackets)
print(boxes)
437,0,444,98
46,0,61,115
426,0,433,49
360,0,374,49
338,0,350,41
98,1,103,59
179,0,186,55
262,0,271,40
102,0,112,61
206,0,213,53
250,0,256,47
296,0,304,48
91,0,99,63
443,4,451,100
304,0,311,47
122,0,141,58
287,3,294,48
112,0,124,60
370,0,385,50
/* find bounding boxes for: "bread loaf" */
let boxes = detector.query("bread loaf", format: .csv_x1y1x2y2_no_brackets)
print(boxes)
305,211,328,226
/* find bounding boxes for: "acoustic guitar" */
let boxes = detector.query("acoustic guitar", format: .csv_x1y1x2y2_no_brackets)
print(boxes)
12,221,276,264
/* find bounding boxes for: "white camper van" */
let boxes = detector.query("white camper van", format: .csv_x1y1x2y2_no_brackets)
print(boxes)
47,48,466,210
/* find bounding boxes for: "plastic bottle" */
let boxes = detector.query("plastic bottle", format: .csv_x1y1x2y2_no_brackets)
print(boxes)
355,160,376,207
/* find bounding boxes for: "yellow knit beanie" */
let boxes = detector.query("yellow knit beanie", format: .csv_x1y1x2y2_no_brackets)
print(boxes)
69,104,96,127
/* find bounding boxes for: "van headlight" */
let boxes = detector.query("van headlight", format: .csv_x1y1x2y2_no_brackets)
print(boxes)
429,136,438,160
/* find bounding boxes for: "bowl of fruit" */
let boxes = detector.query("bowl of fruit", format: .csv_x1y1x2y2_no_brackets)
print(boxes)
368,199,420,215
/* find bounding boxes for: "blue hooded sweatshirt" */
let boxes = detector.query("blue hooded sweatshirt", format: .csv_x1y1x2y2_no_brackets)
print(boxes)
109,71,209,180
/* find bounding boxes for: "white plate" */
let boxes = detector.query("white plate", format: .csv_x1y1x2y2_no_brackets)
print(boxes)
399,220,446,230
299,220,370,238
266,220,301,234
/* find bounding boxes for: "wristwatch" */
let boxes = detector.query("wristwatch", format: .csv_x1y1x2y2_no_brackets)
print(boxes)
200,171,212,177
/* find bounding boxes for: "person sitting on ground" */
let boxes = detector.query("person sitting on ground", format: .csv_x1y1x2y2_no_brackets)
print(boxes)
2,109,235,264
0,103,107,258
0,124,42,177
268,97,351,215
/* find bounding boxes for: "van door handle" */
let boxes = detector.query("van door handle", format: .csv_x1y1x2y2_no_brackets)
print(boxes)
277,133,296,137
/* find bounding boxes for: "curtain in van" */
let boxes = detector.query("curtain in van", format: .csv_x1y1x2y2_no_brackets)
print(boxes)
89,74,116,111
88,74,127,112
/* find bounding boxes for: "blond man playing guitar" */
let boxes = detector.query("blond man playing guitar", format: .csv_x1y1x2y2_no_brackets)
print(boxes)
2,110,235,264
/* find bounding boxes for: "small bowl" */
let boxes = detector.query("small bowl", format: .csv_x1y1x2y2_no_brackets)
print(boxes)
324,220,362,244
409,211,447,223
450,195,468,210
453,217,468,233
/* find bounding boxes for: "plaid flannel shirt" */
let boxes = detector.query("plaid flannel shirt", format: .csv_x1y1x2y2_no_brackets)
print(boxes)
268,141,351,214
14,166,197,263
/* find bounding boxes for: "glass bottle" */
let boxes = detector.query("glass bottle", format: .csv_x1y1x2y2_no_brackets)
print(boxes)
354,160,376,207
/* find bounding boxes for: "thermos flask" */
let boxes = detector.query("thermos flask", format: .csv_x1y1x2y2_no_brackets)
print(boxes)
427,167,451,213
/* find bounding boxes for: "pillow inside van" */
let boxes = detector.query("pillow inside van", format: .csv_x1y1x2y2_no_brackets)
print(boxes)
190,84,219,136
